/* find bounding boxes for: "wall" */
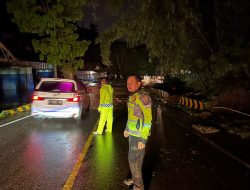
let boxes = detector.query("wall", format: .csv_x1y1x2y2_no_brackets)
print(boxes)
0,67,34,111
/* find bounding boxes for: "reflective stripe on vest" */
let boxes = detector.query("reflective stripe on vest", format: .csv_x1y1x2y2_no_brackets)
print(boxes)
99,104,113,107
128,129,141,136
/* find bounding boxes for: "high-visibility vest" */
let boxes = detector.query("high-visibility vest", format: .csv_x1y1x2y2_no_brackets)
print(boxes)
98,84,113,110
126,91,152,142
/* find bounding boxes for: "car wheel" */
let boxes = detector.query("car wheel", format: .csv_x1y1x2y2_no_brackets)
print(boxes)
81,98,90,119
81,105,88,119
75,106,83,120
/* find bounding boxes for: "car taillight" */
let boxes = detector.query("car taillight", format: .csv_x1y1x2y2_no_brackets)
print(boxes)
67,94,80,102
33,95,44,101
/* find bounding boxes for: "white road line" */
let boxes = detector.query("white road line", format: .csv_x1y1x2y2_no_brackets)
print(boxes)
173,115,250,169
196,132,250,169
0,115,32,128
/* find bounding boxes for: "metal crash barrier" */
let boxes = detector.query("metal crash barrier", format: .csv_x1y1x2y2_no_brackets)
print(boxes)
150,88,206,111
179,96,205,111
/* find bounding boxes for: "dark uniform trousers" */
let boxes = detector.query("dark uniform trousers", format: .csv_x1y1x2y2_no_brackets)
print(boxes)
128,136,145,190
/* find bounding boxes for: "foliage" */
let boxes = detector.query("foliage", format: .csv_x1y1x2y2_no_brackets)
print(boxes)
96,0,250,95
154,75,188,95
78,24,102,64
97,0,196,69
110,41,157,77
7,0,90,72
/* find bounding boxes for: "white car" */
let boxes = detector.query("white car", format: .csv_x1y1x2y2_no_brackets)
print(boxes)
31,78,90,119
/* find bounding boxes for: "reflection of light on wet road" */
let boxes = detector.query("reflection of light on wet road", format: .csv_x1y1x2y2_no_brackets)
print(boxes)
23,132,45,174
0,110,99,189
94,133,114,186
22,129,85,180
63,121,98,190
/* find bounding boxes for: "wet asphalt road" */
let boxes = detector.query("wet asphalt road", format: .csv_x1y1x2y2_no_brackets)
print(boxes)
73,105,250,190
0,105,249,190
148,107,250,190
0,110,99,190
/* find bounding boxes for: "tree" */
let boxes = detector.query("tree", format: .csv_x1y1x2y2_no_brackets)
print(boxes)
96,0,249,95
7,0,90,78
109,41,157,77
78,24,102,65
97,0,193,69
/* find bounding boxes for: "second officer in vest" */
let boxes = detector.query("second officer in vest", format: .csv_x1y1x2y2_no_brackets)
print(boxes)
94,77,114,134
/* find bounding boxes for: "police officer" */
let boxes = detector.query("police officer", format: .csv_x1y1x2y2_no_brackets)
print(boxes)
124,74,152,190
94,77,114,134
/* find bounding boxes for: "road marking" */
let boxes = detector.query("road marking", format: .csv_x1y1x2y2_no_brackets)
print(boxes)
196,132,250,169
0,115,32,128
173,115,250,169
63,120,98,190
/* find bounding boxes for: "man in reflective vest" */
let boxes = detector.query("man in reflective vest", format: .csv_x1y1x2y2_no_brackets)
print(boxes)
94,77,114,135
124,74,152,190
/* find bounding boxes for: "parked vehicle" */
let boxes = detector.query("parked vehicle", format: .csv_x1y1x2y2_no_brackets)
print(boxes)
31,78,90,119
87,80,100,86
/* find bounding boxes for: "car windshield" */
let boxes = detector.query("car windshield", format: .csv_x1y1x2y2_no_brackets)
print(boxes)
38,81,75,92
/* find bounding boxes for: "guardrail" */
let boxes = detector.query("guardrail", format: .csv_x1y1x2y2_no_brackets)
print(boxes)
179,96,205,111
150,88,206,111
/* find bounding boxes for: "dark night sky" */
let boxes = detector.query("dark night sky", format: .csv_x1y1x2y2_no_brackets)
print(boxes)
0,0,37,60
82,1,118,33
0,0,118,60
0,0,17,31
0,0,116,34
0,0,19,39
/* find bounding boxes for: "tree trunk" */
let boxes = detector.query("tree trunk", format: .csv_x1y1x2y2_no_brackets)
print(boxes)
62,65,74,79
53,65,57,78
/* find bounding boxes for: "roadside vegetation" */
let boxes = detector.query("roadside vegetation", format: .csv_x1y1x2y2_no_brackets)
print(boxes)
7,0,90,78
96,0,249,113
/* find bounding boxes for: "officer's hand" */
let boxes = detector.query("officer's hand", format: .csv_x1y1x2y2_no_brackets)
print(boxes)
138,142,145,150
124,130,129,138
